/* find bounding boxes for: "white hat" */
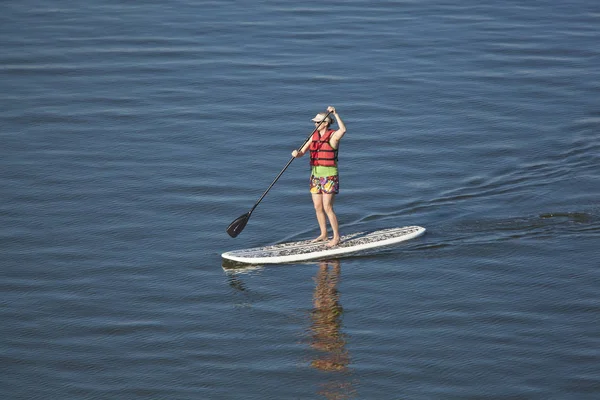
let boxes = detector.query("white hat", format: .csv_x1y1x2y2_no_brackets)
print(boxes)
311,112,333,124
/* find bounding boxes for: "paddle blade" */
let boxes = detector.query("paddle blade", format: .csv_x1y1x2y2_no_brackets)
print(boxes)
226,211,251,238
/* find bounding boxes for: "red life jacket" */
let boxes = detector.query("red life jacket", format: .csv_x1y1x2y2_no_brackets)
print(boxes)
309,129,338,167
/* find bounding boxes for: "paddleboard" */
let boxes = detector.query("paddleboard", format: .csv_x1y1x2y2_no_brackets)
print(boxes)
222,226,425,264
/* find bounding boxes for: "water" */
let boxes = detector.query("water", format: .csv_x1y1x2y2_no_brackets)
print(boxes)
2,0,599,398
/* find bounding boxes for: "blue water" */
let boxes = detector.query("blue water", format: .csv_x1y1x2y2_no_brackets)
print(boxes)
2,1,600,398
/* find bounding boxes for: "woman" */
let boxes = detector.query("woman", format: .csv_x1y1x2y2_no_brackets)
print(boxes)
292,106,347,247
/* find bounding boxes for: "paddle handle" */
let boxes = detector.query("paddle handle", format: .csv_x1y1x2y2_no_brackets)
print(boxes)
249,111,333,213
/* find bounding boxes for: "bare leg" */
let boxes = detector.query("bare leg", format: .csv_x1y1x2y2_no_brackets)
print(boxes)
311,193,328,242
322,193,340,247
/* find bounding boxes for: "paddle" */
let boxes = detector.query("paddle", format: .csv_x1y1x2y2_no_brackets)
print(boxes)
226,111,333,238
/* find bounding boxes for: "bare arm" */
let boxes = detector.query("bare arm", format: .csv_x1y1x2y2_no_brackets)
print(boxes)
292,137,312,158
327,106,346,149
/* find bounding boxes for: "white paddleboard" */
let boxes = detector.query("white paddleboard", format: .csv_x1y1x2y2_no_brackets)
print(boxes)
222,226,425,264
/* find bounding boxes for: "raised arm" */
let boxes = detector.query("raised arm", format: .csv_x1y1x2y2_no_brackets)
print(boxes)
327,106,346,149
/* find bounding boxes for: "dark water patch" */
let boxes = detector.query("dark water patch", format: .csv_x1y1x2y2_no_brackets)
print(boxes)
445,211,600,244
539,211,598,224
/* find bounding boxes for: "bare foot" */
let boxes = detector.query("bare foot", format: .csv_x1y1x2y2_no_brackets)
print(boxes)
326,238,340,248
311,235,328,243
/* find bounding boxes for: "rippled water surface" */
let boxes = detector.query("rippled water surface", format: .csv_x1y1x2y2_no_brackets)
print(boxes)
2,1,600,398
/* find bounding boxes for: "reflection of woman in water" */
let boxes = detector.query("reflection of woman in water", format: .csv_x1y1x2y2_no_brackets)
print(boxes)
309,260,355,399
310,259,351,369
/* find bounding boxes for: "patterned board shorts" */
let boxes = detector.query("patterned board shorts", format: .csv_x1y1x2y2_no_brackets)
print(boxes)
310,175,339,194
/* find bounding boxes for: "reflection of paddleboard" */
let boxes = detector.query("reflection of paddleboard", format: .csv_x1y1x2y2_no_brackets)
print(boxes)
222,226,426,264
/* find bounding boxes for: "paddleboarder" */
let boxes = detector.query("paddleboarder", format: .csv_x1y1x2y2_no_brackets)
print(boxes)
292,106,347,247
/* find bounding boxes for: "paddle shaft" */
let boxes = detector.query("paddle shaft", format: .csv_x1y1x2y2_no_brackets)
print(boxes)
248,111,333,215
